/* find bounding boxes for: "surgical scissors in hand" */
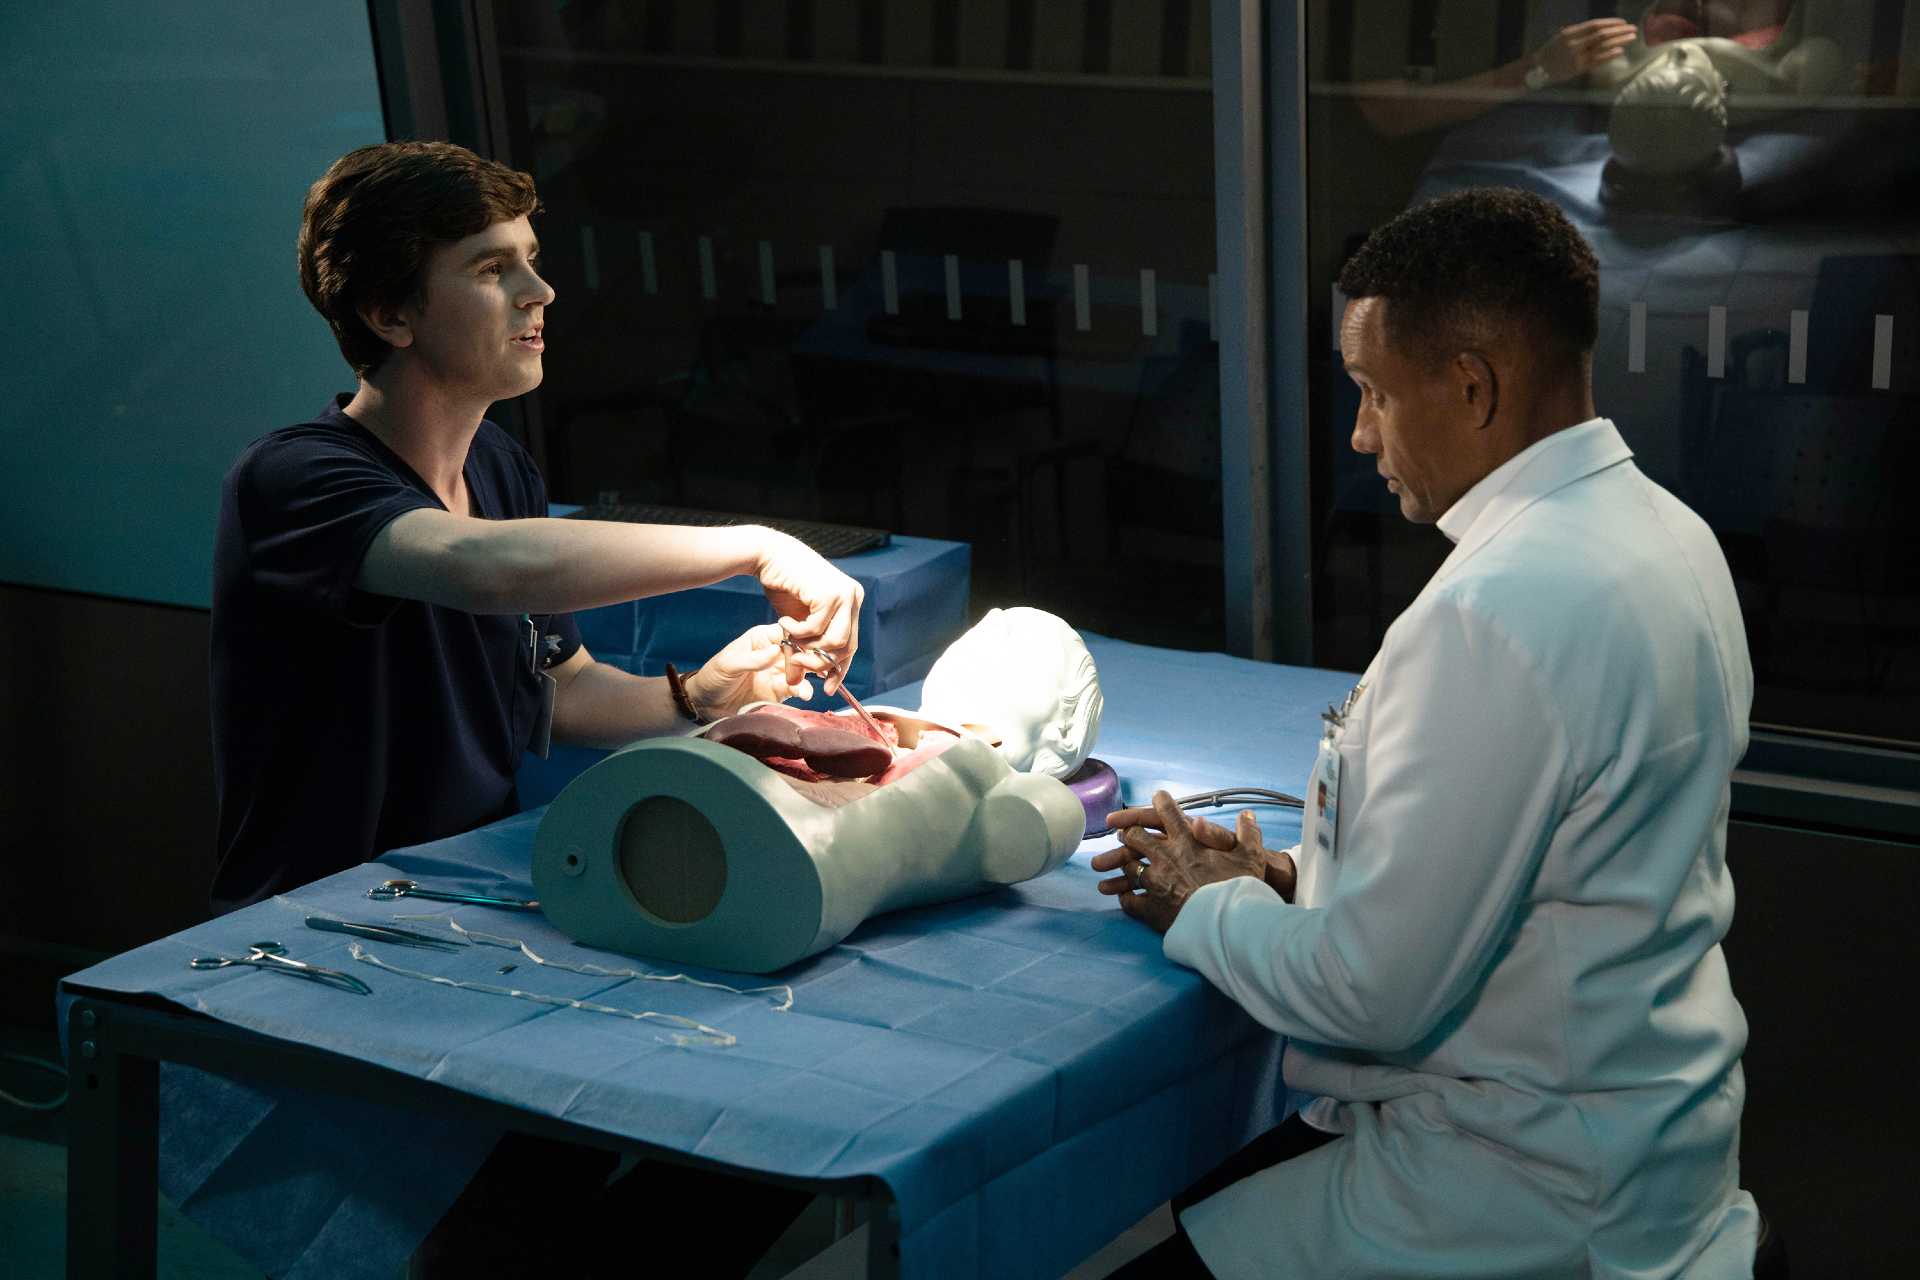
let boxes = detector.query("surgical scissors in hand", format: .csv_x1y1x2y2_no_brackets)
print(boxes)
365,879,541,912
189,942,372,995
778,637,888,742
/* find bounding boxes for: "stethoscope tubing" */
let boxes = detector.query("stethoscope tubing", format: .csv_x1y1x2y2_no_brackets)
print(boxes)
1085,786,1304,840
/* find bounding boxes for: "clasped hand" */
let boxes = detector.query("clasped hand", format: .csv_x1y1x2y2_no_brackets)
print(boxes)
1091,791,1296,934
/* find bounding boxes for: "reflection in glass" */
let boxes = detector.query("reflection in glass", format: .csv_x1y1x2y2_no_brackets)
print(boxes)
479,3,1223,652
1309,0,1920,745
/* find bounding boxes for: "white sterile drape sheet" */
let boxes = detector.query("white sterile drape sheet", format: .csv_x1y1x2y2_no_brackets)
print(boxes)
1167,419,1762,1279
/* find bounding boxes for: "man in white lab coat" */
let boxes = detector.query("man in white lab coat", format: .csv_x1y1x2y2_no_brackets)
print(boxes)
1096,187,1762,1278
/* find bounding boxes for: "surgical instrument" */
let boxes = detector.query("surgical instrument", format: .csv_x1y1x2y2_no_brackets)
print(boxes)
189,942,373,995
833,677,891,746
365,879,541,911
779,636,888,742
304,915,466,951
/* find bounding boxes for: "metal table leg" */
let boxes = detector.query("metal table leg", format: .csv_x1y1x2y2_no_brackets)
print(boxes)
866,1198,902,1280
65,1000,159,1279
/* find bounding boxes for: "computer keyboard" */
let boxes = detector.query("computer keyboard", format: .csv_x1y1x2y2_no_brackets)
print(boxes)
564,501,892,560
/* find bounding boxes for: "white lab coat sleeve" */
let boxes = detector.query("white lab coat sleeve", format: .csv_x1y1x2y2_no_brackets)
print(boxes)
1165,596,1576,1051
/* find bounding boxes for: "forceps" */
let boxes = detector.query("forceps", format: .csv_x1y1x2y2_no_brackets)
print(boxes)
365,879,541,911
189,942,372,995
305,915,466,950
779,638,888,741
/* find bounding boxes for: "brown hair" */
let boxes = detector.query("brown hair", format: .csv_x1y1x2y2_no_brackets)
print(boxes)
297,141,541,378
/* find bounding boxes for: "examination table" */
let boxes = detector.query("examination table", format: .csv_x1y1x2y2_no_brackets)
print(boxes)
60,636,1352,1279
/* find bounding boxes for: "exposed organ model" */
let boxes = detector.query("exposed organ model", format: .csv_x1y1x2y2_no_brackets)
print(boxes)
532,609,1103,973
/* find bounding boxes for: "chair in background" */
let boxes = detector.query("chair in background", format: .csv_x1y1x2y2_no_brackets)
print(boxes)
797,205,1066,554
1013,323,1227,645
1682,324,1918,701
550,307,819,518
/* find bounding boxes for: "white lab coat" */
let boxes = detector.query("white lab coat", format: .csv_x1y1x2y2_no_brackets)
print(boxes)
1166,420,1760,1279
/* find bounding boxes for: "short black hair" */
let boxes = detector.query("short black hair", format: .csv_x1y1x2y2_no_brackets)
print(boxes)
298,141,541,379
1336,187,1599,369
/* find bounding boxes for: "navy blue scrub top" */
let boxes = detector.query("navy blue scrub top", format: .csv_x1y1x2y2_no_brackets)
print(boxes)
209,395,582,913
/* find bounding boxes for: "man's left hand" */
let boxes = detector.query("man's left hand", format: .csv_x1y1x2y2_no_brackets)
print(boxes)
754,531,864,693
1090,791,1270,933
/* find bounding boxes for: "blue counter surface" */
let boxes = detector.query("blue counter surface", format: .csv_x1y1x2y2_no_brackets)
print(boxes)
63,636,1359,1280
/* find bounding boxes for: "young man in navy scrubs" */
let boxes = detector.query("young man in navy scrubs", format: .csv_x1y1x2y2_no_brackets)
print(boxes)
211,140,841,1274
211,140,862,912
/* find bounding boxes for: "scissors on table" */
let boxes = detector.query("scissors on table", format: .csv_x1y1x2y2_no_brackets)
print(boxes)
189,941,372,995
365,879,540,911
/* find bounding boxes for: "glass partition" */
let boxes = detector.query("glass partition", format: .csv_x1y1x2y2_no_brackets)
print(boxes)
0,1,384,607
478,1,1225,651
1305,0,1920,746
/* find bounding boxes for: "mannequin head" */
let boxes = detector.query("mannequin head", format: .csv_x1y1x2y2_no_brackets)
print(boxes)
1608,42,1730,176
917,607,1102,779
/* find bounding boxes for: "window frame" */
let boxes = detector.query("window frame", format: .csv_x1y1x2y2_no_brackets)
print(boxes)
380,0,1919,841
1275,1,1920,840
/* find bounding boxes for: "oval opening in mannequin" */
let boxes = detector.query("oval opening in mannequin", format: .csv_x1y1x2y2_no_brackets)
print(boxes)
617,795,727,924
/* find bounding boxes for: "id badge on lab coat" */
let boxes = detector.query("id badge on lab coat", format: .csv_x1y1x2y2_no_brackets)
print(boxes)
1301,734,1342,864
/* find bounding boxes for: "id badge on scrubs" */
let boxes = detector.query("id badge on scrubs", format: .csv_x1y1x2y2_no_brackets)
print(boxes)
1303,734,1342,863
530,669,556,759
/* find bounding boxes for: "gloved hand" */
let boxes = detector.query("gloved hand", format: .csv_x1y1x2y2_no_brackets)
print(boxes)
684,623,817,723
753,530,864,694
